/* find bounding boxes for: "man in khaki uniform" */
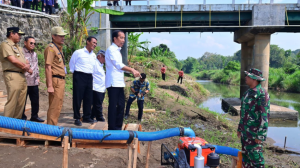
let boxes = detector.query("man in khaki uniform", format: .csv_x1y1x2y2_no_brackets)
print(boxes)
0,27,33,119
44,26,68,125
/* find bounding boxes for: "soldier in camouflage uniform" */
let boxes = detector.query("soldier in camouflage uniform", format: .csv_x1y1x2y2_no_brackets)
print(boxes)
237,68,270,168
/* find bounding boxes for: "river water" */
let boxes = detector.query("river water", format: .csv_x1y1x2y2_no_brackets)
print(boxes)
197,80,300,153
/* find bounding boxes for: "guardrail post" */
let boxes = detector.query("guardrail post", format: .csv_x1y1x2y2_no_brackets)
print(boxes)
175,0,178,5
203,0,206,5
147,0,150,7
232,0,235,5
248,0,250,4
270,0,274,4
298,0,300,7
120,0,123,7
259,0,262,4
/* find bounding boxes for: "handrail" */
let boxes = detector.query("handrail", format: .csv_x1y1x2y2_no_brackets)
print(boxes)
97,0,300,7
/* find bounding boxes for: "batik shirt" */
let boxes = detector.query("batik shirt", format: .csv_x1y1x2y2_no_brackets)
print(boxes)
129,77,150,100
237,84,270,141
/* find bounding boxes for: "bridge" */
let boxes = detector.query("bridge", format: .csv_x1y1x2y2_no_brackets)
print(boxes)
88,0,300,97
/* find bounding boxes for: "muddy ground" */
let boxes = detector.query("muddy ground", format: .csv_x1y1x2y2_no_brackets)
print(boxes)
0,63,300,168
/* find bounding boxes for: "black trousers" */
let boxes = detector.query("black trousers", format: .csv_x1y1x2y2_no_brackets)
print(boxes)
107,87,125,130
125,97,144,120
24,1,32,9
162,73,165,81
126,1,131,5
22,85,39,119
41,1,45,12
91,91,105,120
113,1,119,6
177,76,183,84
45,5,53,15
32,0,39,10
73,71,93,120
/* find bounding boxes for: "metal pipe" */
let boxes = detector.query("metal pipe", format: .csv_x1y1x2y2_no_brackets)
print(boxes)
95,25,299,30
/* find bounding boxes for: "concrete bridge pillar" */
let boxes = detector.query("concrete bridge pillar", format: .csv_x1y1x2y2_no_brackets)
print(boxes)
88,12,111,52
120,32,128,65
253,34,271,91
240,42,253,98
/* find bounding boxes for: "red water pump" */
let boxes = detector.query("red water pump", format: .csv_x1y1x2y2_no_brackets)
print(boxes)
161,137,220,168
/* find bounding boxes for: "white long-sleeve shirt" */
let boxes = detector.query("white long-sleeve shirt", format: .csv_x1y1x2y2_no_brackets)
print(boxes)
105,43,126,88
69,47,96,74
93,60,106,93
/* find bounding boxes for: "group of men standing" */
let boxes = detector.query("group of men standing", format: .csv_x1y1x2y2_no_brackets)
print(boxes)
0,27,44,122
0,26,149,131
107,0,132,6
3,0,58,15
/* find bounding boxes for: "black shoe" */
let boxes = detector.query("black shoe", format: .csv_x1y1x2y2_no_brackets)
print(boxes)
82,118,95,124
30,117,44,122
74,119,82,126
97,118,105,122
124,115,129,119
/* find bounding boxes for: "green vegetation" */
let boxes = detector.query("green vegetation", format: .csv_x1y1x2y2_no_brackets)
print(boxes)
184,44,300,92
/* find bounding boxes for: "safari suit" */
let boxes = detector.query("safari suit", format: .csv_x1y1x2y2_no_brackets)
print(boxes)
238,83,270,168
44,42,66,125
0,38,27,119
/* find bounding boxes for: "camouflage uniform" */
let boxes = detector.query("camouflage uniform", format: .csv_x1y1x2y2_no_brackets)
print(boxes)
237,68,270,168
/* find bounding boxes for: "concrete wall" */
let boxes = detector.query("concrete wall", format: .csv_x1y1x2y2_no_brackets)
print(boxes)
0,4,59,44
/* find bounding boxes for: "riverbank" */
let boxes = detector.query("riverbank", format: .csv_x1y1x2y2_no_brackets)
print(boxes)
1,59,300,167
192,68,300,93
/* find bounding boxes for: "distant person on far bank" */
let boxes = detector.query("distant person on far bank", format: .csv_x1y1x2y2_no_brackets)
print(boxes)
22,36,44,122
161,65,166,81
69,36,97,126
0,27,31,119
126,0,131,6
91,50,106,122
177,69,184,84
105,30,141,130
237,68,270,168
124,73,150,122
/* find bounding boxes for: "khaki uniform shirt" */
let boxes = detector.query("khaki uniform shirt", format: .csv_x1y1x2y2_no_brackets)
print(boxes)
0,38,26,72
44,42,65,77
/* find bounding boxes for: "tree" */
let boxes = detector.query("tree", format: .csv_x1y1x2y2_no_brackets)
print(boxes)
269,45,286,68
128,32,150,63
62,0,124,61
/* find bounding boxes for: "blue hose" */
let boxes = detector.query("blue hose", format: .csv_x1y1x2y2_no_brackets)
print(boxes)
213,145,240,157
0,116,195,141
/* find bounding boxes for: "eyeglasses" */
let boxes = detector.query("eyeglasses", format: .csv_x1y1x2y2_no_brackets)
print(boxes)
30,42,36,45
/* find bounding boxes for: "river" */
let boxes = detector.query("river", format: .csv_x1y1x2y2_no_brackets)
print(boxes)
197,80,300,153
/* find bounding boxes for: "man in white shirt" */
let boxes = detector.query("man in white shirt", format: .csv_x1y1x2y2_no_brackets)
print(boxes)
69,36,97,126
91,50,106,122
105,30,141,130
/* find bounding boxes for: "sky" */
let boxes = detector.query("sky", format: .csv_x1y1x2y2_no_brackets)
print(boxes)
60,0,300,60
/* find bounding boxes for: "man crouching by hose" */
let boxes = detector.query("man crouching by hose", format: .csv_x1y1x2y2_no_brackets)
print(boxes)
124,73,150,122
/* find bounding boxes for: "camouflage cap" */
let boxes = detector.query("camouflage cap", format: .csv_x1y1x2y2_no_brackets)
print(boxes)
244,68,265,81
